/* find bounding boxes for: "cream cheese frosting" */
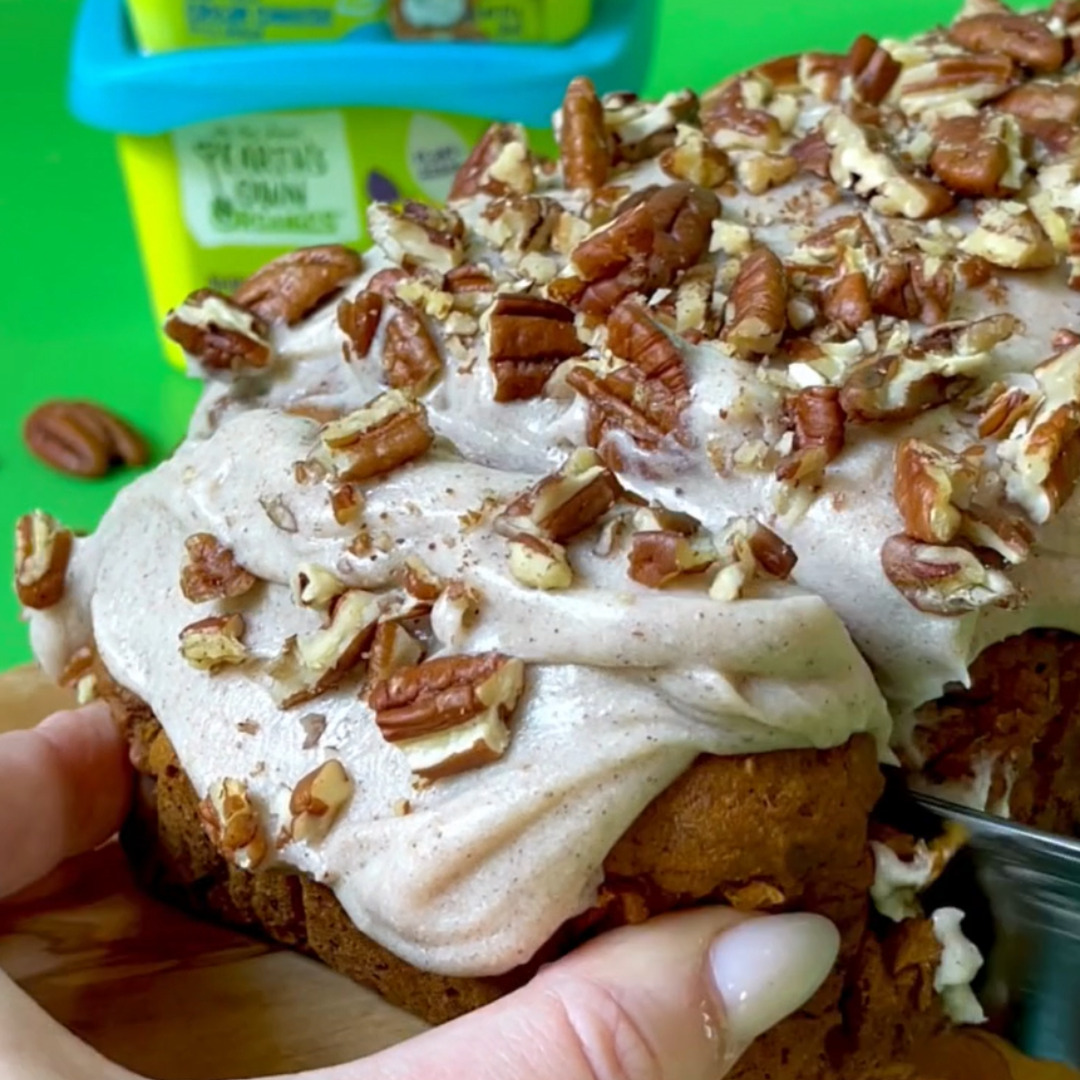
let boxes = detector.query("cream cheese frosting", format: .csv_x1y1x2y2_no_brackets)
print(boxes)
22,0,1080,977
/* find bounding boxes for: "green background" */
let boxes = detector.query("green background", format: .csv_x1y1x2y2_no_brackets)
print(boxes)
0,0,1035,667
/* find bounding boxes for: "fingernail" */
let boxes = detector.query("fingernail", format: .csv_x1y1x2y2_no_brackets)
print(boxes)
709,913,840,1051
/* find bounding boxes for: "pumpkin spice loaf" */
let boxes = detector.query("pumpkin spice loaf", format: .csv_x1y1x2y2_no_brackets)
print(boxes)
18,0,1080,1076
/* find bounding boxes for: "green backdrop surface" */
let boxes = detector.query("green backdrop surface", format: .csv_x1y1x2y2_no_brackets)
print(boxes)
0,0,1028,667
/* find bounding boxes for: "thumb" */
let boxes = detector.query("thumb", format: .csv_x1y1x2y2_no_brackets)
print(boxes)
304,908,840,1080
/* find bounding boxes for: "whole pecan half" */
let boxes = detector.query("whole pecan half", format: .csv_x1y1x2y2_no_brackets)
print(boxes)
24,400,148,478
822,272,873,333
930,116,1012,198
319,390,434,481
726,248,788,359
181,533,258,604
14,510,73,610
165,288,272,375
607,299,689,397
234,245,363,326
487,294,584,402
559,76,613,193
370,652,525,780
949,13,1066,73
777,387,846,483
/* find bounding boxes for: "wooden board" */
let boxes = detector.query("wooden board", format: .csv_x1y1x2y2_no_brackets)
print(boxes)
0,666,1074,1080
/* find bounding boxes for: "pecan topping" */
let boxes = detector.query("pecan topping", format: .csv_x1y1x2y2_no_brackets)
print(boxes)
24,400,148,479
701,77,783,151
949,13,1066,73
628,530,718,588
1003,398,1080,524
896,55,1016,115
840,351,975,424
180,533,258,603
959,201,1056,269
326,397,430,487
234,245,362,326
293,563,347,610
726,248,788,359
269,590,380,707
736,152,799,196
368,201,465,275
369,621,425,685
790,129,832,179
930,116,1013,198
289,760,354,845
996,82,1080,142
383,300,442,393
881,535,1021,615
559,77,612,193
14,511,73,610
486,295,584,402
555,182,720,317
777,387,846,483
179,614,249,672
164,289,272,376
498,448,622,543
822,272,873,333
199,778,267,870
894,439,977,545
658,127,731,187
709,518,797,601
870,254,955,326
608,298,689,395
338,292,384,361
978,386,1036,439
450,123,534,200
371,652,525,780
848,34,902,105
604,89,699,164
507,534,574,590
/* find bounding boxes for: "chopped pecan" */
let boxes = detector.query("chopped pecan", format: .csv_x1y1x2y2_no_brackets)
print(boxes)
498,448,622,542
736,152,799,195
268,590,380,707
628,530,718,588
369,621,425,685
319,391,434,481
822,272,873,333
949,13,1066,73
366,267,410,299
450,123,534,200
487,294,583,402
370,652,525,780
709,518,797,600
881,535,1021,615
289,760,354,845
293,563,347,610
200,778,267,870
507,534,574,590
961,506,1034,565
1004,398,1080,523
790,129,832,179
24,400,148,479
841,352,973,423
478,194,562,262
894,439,978,544
181,533,257,603
996,82,1080,133
777,387,846,482
659,127,731,187
978,386,1036,439
701,77,783,151
14,511,73,610
164,289,272,376
895,54,1016,115
959,201,1056,269
604,89,699,163
557,182,720,317
798,52,847,101
401,556,446,604
930,116,1012,198
608,299,689,395
179,614,249,672
847,34,903,105
569,366,684,458
380,300,441,393
870,255,955,325
338,292,384,362
368,201,465,275
559,77,613,193
726,248,787,359
234,245,363,326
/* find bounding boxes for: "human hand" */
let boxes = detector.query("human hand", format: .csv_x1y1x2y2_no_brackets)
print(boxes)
0,703,840,1080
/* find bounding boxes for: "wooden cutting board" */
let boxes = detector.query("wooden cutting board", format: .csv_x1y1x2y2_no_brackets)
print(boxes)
0,665,1074,1080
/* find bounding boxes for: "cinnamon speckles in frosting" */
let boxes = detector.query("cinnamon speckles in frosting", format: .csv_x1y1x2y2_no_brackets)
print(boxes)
21,0,1080,971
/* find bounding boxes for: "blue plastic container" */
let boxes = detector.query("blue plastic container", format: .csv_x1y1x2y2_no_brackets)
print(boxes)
69,0,657,364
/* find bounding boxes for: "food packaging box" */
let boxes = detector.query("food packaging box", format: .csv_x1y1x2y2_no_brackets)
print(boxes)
69,0,655,366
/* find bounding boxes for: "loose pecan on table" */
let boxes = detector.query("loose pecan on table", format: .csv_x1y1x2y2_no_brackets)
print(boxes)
24,400,148,478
